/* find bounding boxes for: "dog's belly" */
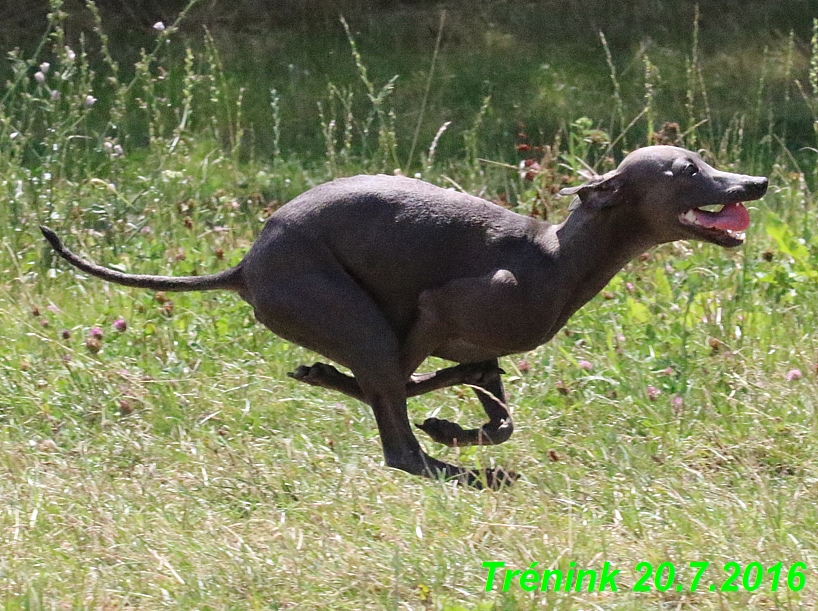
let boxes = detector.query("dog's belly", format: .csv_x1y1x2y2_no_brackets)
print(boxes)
431,339,529,364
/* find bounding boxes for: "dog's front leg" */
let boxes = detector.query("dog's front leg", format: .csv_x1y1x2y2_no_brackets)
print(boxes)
416,358,514,447
288,360,503,400
400,272,524,449
288,362,366,401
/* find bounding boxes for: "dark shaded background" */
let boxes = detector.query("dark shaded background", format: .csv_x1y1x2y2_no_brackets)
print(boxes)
3,0,816,53
3,0,818,162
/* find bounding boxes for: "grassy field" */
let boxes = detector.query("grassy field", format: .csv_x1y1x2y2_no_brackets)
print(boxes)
3,3,818,610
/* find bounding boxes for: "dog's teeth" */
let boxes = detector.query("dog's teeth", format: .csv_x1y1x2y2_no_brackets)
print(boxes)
681,210,698,224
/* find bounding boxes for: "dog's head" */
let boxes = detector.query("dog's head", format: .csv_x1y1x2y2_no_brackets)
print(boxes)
559,146,768,247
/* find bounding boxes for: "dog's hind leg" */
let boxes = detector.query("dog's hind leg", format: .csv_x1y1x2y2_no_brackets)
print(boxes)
415,358,513,446
247,261,513,487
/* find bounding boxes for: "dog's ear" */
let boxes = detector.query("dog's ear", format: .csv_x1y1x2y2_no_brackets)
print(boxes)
559,170,624,211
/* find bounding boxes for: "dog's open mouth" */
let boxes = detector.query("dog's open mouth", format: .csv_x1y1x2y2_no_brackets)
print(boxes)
678,202,750,245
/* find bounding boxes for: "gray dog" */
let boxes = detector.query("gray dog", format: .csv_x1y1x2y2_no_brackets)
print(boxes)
41,145,767,488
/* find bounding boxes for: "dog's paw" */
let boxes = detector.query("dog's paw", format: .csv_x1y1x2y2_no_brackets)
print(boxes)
287,364,313,381
288,362,342,384
452,466,519,490
415,417,469,447
416,417,513,447
483,467,519,490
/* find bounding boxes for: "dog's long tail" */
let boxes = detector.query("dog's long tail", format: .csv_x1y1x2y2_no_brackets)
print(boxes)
40,226,245,292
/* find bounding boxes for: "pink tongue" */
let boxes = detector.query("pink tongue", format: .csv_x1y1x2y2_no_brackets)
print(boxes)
693,202,750,231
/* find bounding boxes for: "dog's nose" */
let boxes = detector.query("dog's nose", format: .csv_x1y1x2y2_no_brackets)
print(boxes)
749,177,768,194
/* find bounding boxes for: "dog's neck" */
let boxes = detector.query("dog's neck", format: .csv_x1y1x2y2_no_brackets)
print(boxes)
535,202,655,339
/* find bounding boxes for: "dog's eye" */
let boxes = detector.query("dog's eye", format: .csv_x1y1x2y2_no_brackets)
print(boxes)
680,163,698,177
